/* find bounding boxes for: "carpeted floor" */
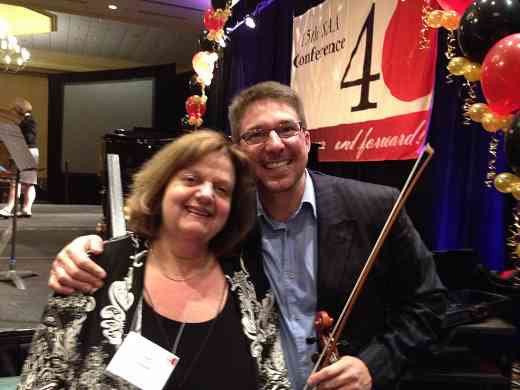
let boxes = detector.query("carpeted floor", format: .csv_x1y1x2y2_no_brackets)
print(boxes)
0,203,101,377
0,203,101,329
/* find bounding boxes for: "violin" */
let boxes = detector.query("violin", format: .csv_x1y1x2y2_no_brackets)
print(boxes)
314,311,339,364
303,144,434,390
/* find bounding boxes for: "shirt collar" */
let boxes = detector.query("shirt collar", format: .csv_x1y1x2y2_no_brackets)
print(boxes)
256,169,317,221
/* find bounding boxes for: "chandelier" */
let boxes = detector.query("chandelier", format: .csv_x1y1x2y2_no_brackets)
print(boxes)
0,20,30,71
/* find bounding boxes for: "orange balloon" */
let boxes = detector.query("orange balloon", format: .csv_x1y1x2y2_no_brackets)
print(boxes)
441,10,460,31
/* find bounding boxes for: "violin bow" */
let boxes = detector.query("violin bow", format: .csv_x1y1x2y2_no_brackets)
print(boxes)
303,144,434,390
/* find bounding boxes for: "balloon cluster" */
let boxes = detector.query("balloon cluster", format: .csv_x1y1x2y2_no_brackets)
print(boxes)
425,0,520,134
182,2,232,129
424,1,471,57
204,8,231,43
466,102,513,133
502,114,520,272
425,8,461,31
426,1,520,269
185,95,208,128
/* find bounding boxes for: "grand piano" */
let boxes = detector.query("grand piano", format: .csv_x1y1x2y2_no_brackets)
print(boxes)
100,127,177,237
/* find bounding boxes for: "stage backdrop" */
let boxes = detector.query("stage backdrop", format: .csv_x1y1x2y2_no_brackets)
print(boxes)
291,0,438,162
223,1,508,270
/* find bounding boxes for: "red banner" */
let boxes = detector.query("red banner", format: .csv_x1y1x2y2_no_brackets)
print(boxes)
311,111,429,161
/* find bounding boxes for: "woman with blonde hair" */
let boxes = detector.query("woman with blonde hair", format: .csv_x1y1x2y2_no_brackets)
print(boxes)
0,97,38,218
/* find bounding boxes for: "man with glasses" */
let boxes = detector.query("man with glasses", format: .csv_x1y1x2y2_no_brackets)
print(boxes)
49,81,446,390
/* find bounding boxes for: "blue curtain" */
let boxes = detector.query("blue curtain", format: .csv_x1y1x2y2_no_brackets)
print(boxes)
420,30,510,270
222,0,294,110
221,1,510,270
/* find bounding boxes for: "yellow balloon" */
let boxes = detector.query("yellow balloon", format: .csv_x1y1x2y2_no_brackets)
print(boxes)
481,112,502,132
441,10,460,31
467,103,489,123
192,51,219,86
426,10,444,28
466,103,489,123
512,183,520,200
463,63,481,82
447,57,470,76
494,172,520,193
515,244,520,258
497,115,513,130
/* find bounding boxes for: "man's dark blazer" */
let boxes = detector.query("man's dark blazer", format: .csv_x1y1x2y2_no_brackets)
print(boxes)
243,170,447,389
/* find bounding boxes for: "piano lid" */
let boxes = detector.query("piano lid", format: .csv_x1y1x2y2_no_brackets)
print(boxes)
104,127,175,141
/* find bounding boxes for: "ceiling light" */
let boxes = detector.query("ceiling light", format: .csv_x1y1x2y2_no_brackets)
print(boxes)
219,36,227,48
0,20,7,36
0,20,30,71
245,15,256,29
108,4,118,10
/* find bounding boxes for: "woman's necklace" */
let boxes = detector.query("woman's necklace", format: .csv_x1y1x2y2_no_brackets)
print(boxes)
151,248,216,282
143,276,228,389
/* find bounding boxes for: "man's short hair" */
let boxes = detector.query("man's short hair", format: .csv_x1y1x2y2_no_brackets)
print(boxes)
125,129,256,258
228,81,308,143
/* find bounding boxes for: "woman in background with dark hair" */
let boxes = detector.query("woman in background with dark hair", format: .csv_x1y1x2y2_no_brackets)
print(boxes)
0,97,38,218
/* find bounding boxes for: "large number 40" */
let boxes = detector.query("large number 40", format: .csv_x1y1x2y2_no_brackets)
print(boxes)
341,3,380,112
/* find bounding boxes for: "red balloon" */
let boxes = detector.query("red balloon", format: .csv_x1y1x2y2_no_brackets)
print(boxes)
481,33,520,115
436,0,473,15
203,8,224,31
382,0,437,101
185,95,207,117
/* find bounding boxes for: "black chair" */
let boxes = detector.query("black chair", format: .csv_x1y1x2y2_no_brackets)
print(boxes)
397,249,518,390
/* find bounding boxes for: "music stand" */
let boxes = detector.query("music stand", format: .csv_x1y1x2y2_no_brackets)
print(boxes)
0,121,38,289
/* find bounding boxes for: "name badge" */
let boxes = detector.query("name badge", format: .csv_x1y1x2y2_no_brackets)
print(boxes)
106,331,179,390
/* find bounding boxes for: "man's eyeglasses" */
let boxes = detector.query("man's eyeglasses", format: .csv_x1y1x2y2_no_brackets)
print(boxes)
239,121,304,145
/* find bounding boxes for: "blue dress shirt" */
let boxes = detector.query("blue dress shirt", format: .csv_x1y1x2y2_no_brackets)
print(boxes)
257,170,318,390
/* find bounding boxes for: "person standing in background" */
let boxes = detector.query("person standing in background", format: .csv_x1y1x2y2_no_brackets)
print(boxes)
0,97,38,218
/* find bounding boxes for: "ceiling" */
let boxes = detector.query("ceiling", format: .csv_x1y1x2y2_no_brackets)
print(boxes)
1,0,214,73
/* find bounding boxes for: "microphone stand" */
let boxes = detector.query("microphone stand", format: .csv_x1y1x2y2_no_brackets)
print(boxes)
0,168,38,289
